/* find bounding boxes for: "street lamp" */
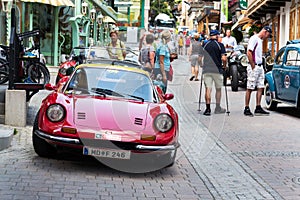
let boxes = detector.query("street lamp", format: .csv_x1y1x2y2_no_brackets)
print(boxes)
1,0,13,12
90,7,96,21
97,12,104,45
82,1,88,15
97,12,103,25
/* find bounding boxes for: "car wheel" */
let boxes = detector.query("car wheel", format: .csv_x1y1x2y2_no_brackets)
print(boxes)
264,83,278,110
230,65,238,92
32,112,57,157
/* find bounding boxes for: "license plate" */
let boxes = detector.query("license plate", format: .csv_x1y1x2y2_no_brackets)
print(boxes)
83,146,131,160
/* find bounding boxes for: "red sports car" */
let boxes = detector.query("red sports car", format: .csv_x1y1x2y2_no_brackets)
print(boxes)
33,63,179,173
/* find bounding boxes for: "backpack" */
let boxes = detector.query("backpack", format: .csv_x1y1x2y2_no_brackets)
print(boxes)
139,46,151,65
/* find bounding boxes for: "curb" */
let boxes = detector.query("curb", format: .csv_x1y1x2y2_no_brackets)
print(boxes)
0,127,13,151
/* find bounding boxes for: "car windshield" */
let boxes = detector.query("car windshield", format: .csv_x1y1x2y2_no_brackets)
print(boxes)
65,67,153,102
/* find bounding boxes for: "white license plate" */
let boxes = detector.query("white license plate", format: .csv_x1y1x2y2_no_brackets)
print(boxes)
83,146,131,160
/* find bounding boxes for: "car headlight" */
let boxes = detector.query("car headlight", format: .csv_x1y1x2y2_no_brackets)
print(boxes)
239,55,248,67
154,114,174,133
59,67,67,76
46,104,65,122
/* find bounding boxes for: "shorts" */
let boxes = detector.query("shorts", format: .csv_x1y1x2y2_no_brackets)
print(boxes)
246,64,265,90
190,55,199,67
203,73,223,89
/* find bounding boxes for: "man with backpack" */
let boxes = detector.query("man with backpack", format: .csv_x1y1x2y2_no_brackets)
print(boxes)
139,34,156,74
199,30,227,116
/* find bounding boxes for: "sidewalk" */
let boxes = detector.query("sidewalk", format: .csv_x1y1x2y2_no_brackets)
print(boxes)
169,55,283,199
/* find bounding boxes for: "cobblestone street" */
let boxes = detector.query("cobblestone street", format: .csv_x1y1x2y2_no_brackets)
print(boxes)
0,55,299,199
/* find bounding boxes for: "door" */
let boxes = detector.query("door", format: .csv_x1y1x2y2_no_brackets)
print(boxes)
272,47,285,99
280,48,300,103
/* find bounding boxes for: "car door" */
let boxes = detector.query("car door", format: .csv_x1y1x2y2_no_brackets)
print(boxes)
280,48,300,103
272,47,285,99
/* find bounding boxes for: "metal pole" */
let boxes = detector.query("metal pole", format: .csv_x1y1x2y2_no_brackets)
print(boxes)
197,74,203,111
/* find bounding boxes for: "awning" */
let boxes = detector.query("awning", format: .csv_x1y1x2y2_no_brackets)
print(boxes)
103,16,115,23
21,0,75,7
247,0,289,20
231,15,254,30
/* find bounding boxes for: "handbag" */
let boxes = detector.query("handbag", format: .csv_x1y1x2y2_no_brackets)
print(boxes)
168,65,173,81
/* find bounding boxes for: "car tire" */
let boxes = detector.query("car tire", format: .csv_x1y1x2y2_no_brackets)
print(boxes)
264,83,278,110
230,65,239,92
32,112,57,157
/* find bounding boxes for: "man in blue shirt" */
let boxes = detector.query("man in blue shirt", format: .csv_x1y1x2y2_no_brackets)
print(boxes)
199,30,227,116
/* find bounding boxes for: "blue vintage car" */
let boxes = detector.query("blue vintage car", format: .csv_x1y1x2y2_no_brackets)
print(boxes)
265,40,300,110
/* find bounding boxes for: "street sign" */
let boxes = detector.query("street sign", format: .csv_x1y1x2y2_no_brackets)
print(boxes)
240,0,248,10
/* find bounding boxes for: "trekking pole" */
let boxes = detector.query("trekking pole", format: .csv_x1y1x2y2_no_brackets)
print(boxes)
197,73,203,112
223,72,230,115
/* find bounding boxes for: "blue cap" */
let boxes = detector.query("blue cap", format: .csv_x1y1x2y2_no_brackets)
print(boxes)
263,26,272,34
210,30,220,36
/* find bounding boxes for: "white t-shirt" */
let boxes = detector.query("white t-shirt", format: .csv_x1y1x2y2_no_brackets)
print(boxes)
247,34,263,65
222,36,237,52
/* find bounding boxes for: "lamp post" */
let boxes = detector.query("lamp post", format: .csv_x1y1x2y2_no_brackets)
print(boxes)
2,0,13,45
82,1,88,15
90,7,96,42
2,0,13,12
97,12,103,45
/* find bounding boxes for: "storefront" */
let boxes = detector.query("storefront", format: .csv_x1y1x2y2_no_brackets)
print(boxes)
1,0,147,66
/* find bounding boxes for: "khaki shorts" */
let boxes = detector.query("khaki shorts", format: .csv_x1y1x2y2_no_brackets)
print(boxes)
247,64,265,90
203,73,223,89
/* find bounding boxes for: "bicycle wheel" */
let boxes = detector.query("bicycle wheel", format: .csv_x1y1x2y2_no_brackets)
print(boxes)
27,62,50,84
0,60,9,84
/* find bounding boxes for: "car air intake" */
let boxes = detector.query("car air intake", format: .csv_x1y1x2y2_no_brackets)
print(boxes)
134,118,143,125
77,112,86,120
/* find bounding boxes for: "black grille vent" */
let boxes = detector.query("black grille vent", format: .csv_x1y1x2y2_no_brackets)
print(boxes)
77,112,86,120
134,118,143,125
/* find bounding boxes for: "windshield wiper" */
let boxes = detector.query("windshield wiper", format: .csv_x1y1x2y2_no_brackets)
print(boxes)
70,87,106,97
91,88,123,97
91,88,144,102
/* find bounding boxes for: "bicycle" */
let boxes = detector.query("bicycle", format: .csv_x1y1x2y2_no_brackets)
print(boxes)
0,44,50,85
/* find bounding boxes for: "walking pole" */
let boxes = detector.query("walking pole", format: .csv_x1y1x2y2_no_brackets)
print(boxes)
223,72,230,115
197,73,203,112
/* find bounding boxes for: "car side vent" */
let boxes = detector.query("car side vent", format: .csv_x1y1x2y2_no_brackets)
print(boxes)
77,112,86,120
134,118,143,125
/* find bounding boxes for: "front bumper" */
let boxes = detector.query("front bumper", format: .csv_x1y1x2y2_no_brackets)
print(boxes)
34,130,180,151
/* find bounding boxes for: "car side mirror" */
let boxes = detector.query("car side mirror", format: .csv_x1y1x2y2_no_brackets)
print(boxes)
44,83,57,91
163,93,174,100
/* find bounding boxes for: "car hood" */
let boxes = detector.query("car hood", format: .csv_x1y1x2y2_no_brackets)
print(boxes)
73,97,149,132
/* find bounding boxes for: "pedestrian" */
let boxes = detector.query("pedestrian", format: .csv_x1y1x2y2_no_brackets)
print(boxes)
188,33,201,81
244,26,272,116
199,30,227,116
139,33,156,74
222,29,237,52
154,30,172,93
107,30,126,60
178,35,184,55
185,35,191,55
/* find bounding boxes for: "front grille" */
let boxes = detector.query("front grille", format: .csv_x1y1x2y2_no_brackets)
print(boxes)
77,112,86,120
134,118,143,125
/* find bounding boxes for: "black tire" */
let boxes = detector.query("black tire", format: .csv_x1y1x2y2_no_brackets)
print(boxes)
264,83,278,110
32,111,57,157
0,60,9,84
27,62,50,84
230,65,239,92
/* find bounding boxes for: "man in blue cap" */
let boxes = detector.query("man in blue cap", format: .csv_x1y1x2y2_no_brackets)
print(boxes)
244,26,272,116
199,29,227,116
